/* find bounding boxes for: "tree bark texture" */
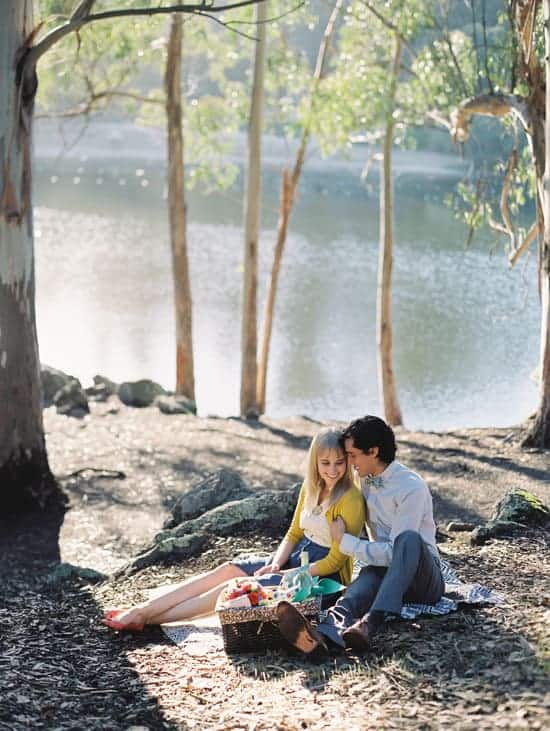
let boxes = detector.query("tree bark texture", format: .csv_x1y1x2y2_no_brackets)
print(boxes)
256,0,344,414
240,1,267,418
524,0,550,447
377,37,403,427
450,2,550,447
0,1,59,511
165,14,195,403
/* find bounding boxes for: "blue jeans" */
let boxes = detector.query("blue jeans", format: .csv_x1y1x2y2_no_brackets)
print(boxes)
317,530,444,647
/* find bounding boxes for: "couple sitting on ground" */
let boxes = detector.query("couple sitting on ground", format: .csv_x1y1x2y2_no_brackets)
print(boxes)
104,415,444,656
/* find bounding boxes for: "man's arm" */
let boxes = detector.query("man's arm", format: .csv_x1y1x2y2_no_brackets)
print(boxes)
331,486,429,566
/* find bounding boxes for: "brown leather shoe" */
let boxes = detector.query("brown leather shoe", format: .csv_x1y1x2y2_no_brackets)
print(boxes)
276,601,327,655
342,620,372,652
342,611,385,653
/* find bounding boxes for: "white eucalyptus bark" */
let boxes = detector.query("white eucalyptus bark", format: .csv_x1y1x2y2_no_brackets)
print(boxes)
240,1,267,418
377,37,403,427
0,1,57,509
524,0,550,446
165,14,195,404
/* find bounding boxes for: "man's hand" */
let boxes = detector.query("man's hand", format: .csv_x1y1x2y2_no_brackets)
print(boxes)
254,562,280,576
330,516,346,543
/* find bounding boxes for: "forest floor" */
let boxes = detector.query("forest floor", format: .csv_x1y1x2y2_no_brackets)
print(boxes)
1,401,549,730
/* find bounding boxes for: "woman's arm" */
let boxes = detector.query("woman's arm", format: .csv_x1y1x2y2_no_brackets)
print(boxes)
255,537,296,575
254,484,306,575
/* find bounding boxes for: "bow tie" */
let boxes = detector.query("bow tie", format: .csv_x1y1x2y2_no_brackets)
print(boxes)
364,475,385,490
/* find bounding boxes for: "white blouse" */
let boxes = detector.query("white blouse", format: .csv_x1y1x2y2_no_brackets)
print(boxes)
299,501,332,548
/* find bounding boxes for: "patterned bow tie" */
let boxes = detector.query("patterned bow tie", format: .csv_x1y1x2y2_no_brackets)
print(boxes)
364,475,385,490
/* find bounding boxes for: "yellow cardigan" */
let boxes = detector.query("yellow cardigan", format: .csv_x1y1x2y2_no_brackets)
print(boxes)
285,482,366,585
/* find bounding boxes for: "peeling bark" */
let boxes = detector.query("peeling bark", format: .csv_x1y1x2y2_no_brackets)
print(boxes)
0,2,60,511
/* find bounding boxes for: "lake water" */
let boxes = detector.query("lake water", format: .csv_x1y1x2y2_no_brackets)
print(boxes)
33,121,539,430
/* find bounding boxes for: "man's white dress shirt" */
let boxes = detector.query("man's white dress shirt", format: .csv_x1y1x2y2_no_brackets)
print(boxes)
339,460,439,566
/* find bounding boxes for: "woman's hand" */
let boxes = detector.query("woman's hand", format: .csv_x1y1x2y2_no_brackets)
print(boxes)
254,562,281,576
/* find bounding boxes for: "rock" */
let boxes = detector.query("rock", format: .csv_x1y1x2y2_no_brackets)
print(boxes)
158,483,302,542
446,521,477,532
470,520,527,545
86,374,119,402
40,365,72,406
118,379,166,407
113,532,207,577
163,468,254,528
470,490,549,545
491,489,549,525
115,480,302,575
53,379,89,417
47,562,106,585
156,394,197,415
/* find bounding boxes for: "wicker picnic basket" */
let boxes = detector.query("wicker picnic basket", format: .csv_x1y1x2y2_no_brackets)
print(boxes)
217,596,322,654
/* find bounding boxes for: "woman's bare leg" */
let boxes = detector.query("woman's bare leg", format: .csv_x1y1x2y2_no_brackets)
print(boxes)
108,562,247,626
147,582,231,624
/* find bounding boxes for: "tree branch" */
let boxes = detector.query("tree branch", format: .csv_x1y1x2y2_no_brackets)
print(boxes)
508,221,538,266
35,89,164,119
24,0,270,73
450,93,531,143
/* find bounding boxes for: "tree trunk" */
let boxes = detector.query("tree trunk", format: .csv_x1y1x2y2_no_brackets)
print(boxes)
256,170,295,413
240,1,267,419
256,0,344,414
523,0,550,447
377,37,403,427
165,13,195,404
0,1,60,511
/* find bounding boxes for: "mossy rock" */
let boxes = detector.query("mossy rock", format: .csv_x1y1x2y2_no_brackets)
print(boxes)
491,490,549,525
471,490,549,545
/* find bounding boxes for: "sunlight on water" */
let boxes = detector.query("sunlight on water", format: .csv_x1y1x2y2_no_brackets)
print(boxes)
34,157,539,430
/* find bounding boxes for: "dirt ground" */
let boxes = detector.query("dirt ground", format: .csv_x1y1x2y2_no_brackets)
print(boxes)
1,401,549,730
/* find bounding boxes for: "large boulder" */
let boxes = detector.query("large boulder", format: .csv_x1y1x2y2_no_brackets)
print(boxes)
163,468,254,529
118,379,165,407
471,489,549,545
40,365,72,406
110,480,302,577
53,379,89,417
157,483,302,542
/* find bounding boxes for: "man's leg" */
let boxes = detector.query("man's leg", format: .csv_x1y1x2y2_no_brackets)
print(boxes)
316,566,386,648
276,567,385,654
370,530,444,615
343,531,444,652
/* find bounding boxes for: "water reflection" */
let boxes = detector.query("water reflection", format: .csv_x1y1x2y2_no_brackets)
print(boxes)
33,159,539,430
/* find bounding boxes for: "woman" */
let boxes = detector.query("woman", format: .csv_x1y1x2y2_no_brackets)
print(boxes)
103,427,365,630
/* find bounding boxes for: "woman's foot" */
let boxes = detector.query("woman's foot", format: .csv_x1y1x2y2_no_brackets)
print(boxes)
102,608,146,631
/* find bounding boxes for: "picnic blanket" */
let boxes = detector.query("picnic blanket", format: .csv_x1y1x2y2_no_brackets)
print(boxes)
161,560,504,652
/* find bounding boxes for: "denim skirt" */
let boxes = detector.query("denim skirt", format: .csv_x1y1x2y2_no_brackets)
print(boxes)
231,537,342,607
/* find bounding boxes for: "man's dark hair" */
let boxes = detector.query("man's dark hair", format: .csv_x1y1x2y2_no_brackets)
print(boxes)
342,415,396,464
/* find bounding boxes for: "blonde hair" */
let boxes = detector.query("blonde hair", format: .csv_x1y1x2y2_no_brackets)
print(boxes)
303,427,354,509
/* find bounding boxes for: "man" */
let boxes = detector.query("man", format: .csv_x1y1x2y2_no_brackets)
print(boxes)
277,414,444,655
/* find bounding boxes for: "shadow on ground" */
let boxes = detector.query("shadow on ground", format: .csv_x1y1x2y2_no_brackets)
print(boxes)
0,509,178,731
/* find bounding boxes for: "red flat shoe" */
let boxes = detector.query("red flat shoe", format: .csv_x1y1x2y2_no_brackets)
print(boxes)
101,610,145,632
